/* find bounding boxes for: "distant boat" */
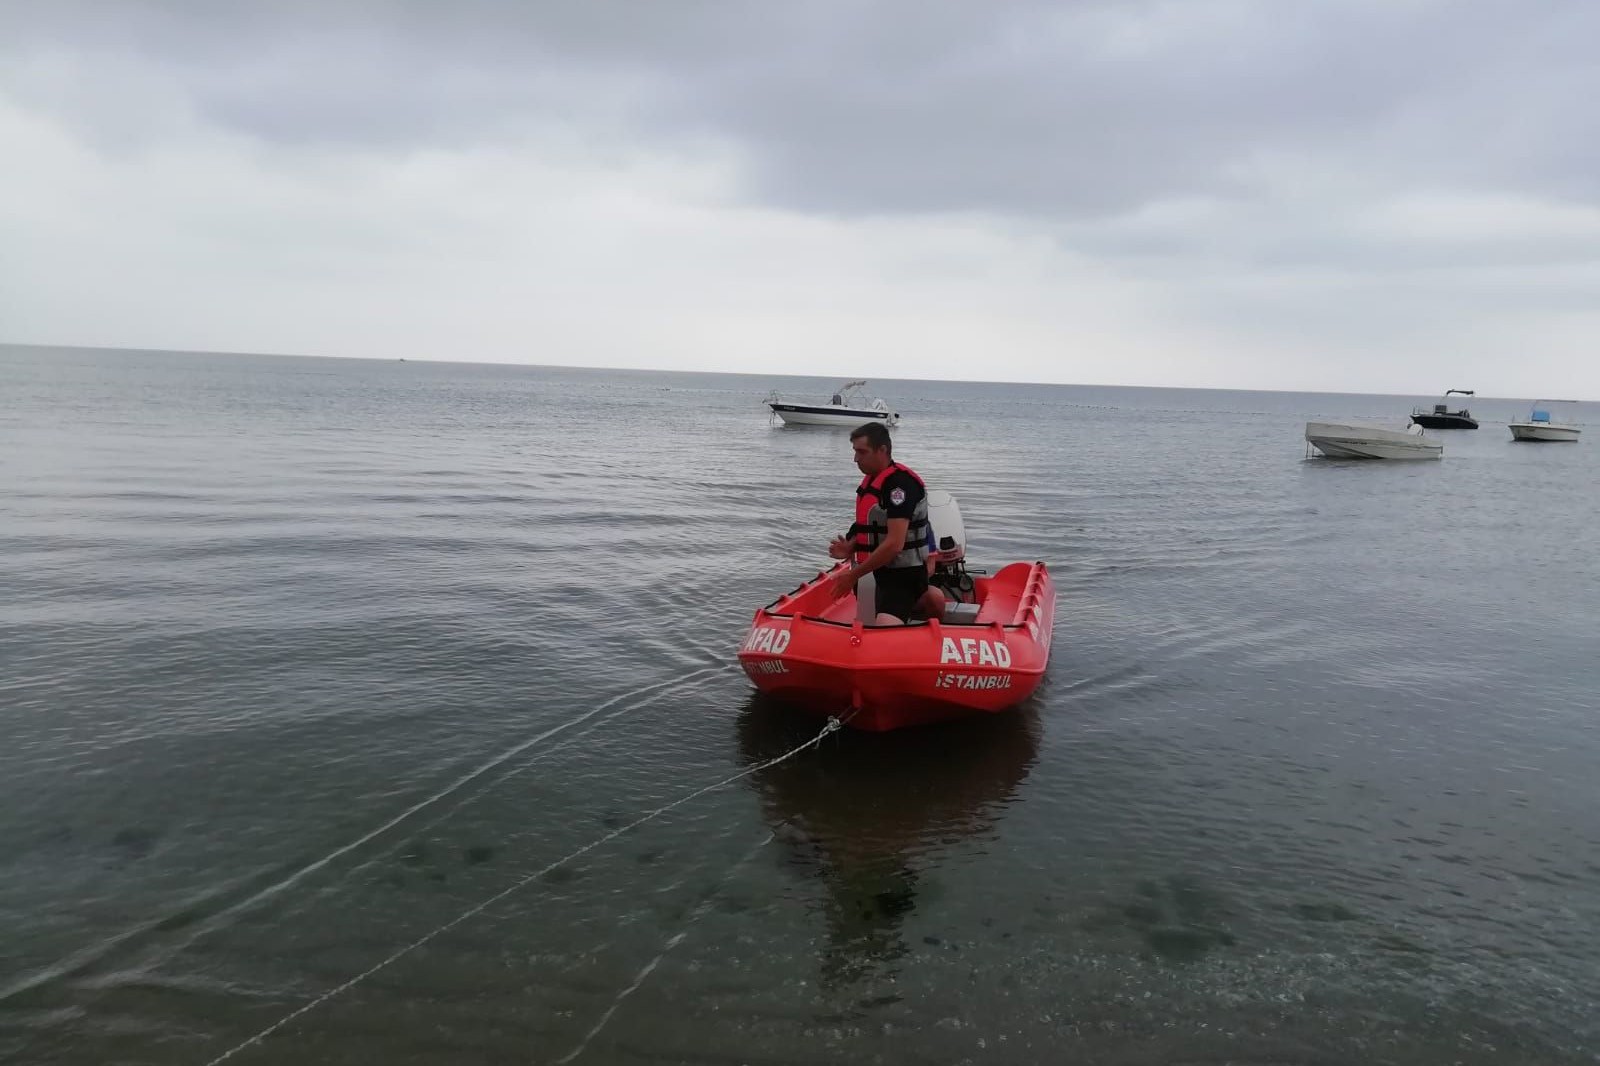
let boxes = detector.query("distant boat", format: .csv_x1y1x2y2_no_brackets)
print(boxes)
765,380,900,427
1305,421,1443,460
1509,400,1581,442
1411,388,1478,429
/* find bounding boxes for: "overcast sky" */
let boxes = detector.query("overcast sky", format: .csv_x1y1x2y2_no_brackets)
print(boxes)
3,1,1597,395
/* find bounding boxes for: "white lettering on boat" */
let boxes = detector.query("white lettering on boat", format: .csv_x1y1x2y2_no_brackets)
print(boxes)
744,660,790,676
742,627,791,654
938,636,1011,667
935,672,1012,690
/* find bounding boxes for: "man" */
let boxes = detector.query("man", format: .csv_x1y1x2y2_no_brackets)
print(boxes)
827,423,944,624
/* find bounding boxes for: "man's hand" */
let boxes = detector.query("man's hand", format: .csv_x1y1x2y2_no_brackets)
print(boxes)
827,536,851,560
827,568,857,600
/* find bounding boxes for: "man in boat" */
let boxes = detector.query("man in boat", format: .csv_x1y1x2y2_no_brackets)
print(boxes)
827,423,945,624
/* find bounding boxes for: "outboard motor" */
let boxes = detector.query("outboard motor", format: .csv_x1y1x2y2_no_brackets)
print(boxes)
925,490,977,604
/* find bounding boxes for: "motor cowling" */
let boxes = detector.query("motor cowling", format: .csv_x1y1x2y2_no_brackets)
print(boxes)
925,490,966,563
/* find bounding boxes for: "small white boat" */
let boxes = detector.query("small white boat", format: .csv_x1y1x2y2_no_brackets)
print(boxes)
765,380,899,427
1509,401,1581,443
1304,421,1443,460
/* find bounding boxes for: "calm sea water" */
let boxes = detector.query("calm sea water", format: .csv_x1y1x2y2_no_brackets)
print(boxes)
2,344,1597,1065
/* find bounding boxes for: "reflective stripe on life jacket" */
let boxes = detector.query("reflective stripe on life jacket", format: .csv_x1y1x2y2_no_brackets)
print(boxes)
849,462,930,569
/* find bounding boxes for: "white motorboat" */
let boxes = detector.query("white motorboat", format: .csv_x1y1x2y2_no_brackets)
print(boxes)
1304,421,1443,460
1509,401,1581,442
765,380,900,427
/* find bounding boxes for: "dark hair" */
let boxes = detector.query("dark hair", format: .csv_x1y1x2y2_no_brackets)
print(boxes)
850,421,893,454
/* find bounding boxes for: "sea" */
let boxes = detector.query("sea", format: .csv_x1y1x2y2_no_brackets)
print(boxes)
1,343,1597,1065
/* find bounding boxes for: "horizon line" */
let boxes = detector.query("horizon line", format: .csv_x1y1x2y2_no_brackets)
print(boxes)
1,340,1586,404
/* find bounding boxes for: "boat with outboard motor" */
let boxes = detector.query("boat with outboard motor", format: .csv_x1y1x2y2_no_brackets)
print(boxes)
1304,421,1443,460
765,380,900,427
1509,400,1581,442
736,492,1055,731
1411,389,1478,429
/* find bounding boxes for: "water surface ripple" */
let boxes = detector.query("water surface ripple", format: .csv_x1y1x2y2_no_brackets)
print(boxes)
2,346,1597,1064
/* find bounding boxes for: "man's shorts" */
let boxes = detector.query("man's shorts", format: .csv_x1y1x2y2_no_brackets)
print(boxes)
873,566,930,622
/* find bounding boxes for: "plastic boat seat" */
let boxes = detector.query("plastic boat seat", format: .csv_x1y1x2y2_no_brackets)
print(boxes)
941,601,981,623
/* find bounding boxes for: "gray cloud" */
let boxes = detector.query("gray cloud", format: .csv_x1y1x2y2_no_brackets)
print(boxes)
10,0,1600,219
3,0,1598,393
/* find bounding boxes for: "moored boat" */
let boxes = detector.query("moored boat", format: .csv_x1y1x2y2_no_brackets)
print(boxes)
736,561,1055,732
765,380,900,427
1304,421,1443,460
1509,401,1581,442
1411,388,1478,429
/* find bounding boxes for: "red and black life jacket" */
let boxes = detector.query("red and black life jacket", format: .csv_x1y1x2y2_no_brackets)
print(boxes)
850,462,931,568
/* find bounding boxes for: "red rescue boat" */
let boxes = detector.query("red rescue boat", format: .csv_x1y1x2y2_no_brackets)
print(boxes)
737,560,1056,732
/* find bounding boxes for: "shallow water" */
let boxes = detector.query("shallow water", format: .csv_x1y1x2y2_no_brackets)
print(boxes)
2,345,1597,1064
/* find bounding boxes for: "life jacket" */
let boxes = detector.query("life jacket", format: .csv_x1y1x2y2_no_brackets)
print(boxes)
850,463,931,569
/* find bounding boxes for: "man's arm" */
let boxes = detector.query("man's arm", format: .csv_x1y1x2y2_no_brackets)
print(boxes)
846,518,908,579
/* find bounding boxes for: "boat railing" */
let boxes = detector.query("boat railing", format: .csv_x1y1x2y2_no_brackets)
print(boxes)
835,381,869,405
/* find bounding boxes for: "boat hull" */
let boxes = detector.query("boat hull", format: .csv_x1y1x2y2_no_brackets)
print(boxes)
768,403,897,427
737,562,1055,732
1305,422,1442,460
1410,413,1478,429
1509,422,1580,442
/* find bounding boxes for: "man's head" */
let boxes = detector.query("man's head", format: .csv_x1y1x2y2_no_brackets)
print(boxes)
850,422,893,476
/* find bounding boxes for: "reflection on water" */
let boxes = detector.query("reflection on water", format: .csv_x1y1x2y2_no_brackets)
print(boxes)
735,696,1040,988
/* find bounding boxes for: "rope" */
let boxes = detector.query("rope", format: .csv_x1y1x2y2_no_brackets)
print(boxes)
200,712,850,1066
553,829,777,1064
0,667,730,1010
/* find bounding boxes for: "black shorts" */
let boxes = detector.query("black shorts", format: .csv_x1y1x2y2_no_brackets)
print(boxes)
873,566,930,622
